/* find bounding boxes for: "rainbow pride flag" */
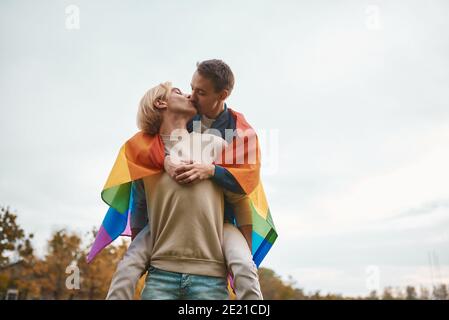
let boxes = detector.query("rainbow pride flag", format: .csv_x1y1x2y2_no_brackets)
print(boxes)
87,109,277,268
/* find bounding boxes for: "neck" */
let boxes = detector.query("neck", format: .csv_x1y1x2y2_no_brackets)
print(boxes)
159,112,190,135
204,101,225,119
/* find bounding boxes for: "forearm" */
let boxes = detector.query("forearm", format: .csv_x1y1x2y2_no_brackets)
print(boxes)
238,225,252,251
223,190,253,227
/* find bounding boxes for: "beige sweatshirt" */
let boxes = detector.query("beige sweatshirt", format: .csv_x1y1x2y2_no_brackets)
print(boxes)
143,132,252,278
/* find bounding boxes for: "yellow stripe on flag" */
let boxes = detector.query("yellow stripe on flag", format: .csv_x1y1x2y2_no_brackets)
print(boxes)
103,145,132,190
248,182,269,219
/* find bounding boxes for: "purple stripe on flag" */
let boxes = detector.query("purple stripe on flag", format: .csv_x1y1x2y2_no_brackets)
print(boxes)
122,209,132,236
87,225,112,263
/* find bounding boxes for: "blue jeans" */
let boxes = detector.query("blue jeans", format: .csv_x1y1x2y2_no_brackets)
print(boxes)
141,266,229,300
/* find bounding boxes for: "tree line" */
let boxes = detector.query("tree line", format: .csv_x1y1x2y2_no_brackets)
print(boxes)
0,206,447,300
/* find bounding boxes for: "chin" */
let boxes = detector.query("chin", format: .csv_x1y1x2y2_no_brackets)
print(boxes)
186,107,197,116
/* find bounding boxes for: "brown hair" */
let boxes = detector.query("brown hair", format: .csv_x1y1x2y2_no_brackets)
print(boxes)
196,59,234,93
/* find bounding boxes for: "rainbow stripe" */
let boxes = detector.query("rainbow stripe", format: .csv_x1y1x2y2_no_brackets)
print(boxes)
219,109,278,267
87,109,278,271
87,133,165,262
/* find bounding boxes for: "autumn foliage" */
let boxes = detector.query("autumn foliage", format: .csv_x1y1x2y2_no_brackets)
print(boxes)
0,206,447,300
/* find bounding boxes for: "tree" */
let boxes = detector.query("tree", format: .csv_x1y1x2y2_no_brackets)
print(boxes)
382,287,395,300
0,206,34,268
34,229,82,299
433,284,448,300
0,206,36,299
405,286,418,300
2,226,133,300
77,228,130,299
367,290,379,300
258,267,306,300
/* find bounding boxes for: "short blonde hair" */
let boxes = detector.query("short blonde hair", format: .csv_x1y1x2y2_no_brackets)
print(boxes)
137,82,172,135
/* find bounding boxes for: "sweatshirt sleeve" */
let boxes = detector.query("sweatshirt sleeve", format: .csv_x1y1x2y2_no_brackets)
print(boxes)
222,189,253,227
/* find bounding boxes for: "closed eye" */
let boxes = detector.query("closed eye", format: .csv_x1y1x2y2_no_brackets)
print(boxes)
191,84,206,96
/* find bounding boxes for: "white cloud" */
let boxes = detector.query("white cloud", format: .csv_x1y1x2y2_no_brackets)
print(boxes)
271,124,449,239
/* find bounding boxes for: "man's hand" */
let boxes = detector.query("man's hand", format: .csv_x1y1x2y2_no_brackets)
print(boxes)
164,155,190,179
174,162,215,185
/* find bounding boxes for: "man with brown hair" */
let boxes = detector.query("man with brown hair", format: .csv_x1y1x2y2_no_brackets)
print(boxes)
163,60,252,243
107,60,263,300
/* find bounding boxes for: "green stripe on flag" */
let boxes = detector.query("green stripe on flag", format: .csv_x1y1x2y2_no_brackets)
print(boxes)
101,182,131,214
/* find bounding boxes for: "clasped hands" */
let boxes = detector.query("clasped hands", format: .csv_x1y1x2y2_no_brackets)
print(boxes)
164,156,215,185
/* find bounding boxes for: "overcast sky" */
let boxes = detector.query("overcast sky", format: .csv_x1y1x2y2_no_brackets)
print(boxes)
1,0,448,296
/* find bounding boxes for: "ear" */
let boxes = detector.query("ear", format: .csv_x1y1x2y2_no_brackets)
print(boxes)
218,89,230,101
154,98,168,110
